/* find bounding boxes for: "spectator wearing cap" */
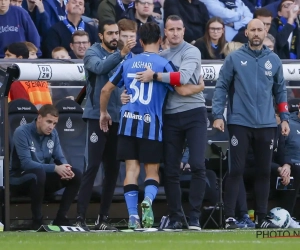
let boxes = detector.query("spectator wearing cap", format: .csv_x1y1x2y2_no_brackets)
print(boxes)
5,42,52,109
43,0,99,58
269,0,300,59
200,0,253,42
0,1,41,58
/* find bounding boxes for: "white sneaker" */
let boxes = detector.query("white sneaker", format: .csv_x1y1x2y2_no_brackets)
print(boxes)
289,218,300,228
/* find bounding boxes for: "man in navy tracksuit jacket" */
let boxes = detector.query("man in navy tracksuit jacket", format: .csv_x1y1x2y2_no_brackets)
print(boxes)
10,104,82,230
212,19,290,229
75,20,136,231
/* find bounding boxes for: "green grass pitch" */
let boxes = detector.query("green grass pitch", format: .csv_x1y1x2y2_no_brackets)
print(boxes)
0,230,300,250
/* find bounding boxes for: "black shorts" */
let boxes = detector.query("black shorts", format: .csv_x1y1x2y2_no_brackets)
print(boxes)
117,135,163,163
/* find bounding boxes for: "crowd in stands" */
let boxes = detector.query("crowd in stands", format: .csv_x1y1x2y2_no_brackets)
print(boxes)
0,0,299,60
2,0,300,230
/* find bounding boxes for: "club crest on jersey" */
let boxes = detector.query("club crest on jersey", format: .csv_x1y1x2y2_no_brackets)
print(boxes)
29,141,36,152
231,135,238,146
143,114,151,123
265,60,272,70
47,140,54,149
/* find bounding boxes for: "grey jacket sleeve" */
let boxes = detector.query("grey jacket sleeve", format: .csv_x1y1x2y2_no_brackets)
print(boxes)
161,47,201,85
272,59,289,122
212,55,235,120
52,130,68,165
13,129,55,172
84,48,124,75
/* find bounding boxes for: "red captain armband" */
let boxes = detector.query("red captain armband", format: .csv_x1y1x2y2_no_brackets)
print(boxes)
277,102,289,113
169,72,181,86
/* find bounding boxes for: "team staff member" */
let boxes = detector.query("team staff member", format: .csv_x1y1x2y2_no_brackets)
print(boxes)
75,20,136,231
10,105,81,230
212,19,290,229
104,22,205,230
136,15,207,231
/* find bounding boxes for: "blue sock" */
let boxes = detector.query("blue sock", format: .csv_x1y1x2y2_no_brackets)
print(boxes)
144,179,159,203
124,185,139,216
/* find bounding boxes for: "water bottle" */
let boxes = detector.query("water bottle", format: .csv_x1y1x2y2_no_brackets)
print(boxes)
248,210,255,221
0,222,4,232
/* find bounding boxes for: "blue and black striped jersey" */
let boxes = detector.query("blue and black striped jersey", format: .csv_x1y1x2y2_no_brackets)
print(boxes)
110,52,175,141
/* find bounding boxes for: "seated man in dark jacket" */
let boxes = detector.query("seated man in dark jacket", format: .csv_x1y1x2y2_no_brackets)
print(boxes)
10,104,82,230
274,110,300,227
269,0,300,59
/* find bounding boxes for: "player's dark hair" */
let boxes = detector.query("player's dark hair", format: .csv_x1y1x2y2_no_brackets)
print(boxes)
139,22,161,45
38,104,59,118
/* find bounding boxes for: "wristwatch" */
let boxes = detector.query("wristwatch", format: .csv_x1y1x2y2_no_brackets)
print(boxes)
153,72,158,81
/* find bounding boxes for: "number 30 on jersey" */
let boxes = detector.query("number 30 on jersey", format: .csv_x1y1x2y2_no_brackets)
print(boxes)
128,74,153,105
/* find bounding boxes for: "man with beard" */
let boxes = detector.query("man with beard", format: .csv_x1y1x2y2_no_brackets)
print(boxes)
75,20,136,231
212,19,290,229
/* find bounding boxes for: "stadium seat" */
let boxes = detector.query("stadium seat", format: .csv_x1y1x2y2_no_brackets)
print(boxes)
8,99,38,201
288,98,300,113
206,111,229,142
8,99,38,148
112,162,126,200
55,99,86,173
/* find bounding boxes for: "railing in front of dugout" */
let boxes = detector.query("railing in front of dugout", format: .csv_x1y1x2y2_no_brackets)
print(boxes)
0,59,300,231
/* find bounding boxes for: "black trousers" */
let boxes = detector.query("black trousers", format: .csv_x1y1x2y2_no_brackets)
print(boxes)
225,125,276,219
10,167,82,220
163,107,207,221
77,119,120,217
